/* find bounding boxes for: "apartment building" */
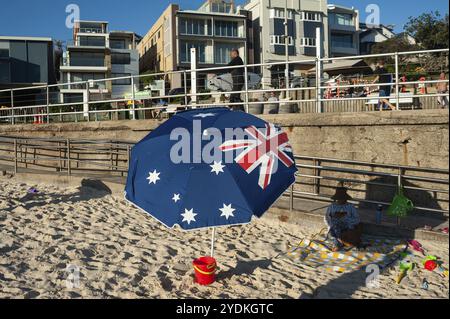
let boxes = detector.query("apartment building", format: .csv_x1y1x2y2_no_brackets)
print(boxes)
0,36,56,89
60,20,139,104
138,0,250,89
328,4,359,57
0,36,57,108
244,0,329,85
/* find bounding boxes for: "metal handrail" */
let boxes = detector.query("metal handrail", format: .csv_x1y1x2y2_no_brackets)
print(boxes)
0,48,448,124
0,136,448,217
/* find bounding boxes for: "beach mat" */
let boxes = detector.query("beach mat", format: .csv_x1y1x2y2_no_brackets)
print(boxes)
286,235,408,273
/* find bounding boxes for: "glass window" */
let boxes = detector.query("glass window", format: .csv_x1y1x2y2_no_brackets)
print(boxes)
70,52,105,67
0,48,9,58
79,36,106,47
299,38,316,47
270,8,293,19
179,41,206,63
270,35,294,46
0,60,10,83
214,43,236,64
331,34,354,48
330,13,354,26
110,39,126,49
111,52,131,64
111,73,131,85
179,18,206,36
299,12,321,22
214,21,238,37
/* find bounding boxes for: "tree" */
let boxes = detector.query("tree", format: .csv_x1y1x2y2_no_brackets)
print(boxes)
366,35,419,71
404,11,449,50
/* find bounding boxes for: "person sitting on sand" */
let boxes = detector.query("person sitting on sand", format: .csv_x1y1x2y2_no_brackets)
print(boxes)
325,184,362,252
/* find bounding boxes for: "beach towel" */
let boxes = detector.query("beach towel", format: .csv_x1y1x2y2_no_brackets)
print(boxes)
286,235,408,273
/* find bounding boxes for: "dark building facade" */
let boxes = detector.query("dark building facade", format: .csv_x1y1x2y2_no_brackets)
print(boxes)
0,36,56,89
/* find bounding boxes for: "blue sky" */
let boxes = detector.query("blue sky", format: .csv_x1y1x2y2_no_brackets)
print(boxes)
0,0,448,41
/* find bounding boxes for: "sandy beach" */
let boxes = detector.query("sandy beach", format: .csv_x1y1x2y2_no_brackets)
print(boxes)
0,179,448,299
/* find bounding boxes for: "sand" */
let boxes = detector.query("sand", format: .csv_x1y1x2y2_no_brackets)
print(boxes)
0,179,448,299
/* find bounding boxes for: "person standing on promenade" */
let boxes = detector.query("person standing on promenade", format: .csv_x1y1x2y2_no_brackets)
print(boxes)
436,72,449,108
372,60,396,111
227,49,245,112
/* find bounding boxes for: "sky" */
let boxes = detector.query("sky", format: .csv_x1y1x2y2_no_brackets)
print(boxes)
0,0,448,41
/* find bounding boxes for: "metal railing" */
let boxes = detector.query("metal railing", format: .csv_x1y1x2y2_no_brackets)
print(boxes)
0,136,448,218
0,48,448,125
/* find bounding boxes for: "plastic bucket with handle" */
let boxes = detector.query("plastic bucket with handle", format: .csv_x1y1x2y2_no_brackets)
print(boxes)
193,256,217,285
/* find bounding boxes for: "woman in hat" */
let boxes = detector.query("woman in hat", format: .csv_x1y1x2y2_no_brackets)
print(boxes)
325,183,361,252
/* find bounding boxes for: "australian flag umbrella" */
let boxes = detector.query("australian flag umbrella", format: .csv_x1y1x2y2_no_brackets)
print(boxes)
125,107,297,256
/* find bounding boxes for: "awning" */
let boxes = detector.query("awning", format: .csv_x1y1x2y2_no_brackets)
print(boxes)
308,59,372,75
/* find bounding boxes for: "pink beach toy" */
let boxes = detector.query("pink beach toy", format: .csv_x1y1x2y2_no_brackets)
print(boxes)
407,240,425,255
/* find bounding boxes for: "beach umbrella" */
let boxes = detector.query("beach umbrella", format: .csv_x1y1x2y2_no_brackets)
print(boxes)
125,107,297,257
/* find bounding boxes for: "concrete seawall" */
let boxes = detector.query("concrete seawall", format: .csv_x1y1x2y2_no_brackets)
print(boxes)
1,109,448,169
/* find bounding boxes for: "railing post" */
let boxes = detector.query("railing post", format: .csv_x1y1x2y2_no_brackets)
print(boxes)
244,64,249,113
14,139,18,174
67,138,71,176
10,90,15,125
183,70,188,106
289,184,294,212
131,76,136,120
315,27,323,114
190,48,198,107
395,52,400,111
397,167,403,226
46,85,50,124
85,81,90,122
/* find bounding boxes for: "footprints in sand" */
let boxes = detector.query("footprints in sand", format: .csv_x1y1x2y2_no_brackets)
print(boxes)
0,180,448,299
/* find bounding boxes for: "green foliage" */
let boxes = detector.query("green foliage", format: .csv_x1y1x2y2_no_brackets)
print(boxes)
404,11,449,50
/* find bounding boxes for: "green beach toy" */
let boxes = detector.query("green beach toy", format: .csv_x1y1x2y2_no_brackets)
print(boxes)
396,253,415,284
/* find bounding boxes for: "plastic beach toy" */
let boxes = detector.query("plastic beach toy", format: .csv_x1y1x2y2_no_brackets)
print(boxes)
193,257,217,286
423,256,438,271
396,253,415,284
407,240,425,255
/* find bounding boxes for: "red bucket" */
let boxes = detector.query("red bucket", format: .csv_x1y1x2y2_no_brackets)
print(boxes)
193,257,217,285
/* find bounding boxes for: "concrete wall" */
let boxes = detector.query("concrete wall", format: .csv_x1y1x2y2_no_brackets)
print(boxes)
0,109,448,169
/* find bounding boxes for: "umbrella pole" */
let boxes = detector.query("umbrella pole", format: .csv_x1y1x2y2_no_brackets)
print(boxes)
210,227,216,257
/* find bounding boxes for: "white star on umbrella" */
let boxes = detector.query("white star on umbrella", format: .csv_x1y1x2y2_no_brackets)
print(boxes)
210,161,225,175
172,194,181,203
220,204,236,220
147,170,161,185
194,113,216,119
181,208,198,225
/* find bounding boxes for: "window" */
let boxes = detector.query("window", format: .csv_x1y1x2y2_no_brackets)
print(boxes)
214,20,239,37
179,18,207,36
299,38,316,47
214,43,236,64
179,41,206,63
330,13,354,26
270,35,294,46
269,8,293,19
111,73,131,85
0,48,9,58
110,39,126,49
111,52,131,64
299,11,322,22
70,52,105,67
158,31,161,39
211,2,232,13
0,60,10,83
79,36,106,47
71,73,106,89
331,34,354,48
